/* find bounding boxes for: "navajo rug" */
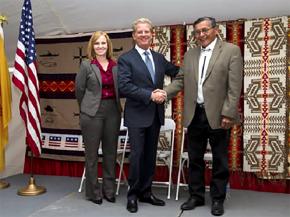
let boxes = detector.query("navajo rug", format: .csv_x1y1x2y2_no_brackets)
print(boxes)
170,25,186,166
226,20,244,171
243,16,288,178
37,32,133,159
152,26,174,164
287,16,290,179
152,26,172,118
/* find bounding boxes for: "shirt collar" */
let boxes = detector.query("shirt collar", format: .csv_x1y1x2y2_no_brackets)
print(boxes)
91,58,116,70
201,37,217,52
135,44,152,56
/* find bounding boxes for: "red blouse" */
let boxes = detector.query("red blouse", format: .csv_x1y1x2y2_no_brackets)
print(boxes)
91,59,116,99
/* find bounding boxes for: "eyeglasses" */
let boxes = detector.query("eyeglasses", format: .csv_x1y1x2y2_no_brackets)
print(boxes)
193,27,214,36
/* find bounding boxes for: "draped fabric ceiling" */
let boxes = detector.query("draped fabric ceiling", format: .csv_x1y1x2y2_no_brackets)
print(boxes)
1,0,290,65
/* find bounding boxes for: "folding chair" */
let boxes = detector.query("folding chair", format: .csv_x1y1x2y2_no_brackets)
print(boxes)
115,118,176,198
175,128,188,200
115,123,129,195
154,118,176,199
175,128,214,200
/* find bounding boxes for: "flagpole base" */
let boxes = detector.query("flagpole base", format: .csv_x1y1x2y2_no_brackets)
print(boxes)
17,176,46,196
0,180,10,189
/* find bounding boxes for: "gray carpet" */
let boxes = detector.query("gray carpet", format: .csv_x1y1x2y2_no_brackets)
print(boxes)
0,174,289,217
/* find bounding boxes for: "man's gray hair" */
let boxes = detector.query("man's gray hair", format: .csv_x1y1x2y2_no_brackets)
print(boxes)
132,18,153,32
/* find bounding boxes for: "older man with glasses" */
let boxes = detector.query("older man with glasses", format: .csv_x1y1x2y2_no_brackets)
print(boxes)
165,17,243,216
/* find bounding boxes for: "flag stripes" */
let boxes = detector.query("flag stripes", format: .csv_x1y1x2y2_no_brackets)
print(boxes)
12,0,42,156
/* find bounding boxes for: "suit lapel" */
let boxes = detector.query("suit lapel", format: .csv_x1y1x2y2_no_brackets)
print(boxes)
91,63,102,85
193,48,201,83
205,39,222,80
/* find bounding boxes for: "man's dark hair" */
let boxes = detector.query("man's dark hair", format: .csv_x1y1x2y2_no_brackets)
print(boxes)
193,17,217,28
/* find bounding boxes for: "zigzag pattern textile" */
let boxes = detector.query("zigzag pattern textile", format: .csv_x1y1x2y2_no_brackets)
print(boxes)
243,16,288,178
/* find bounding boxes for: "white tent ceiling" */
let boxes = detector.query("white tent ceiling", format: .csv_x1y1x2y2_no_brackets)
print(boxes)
1,0,290,65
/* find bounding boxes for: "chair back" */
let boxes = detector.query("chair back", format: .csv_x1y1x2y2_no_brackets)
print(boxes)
160,118,176,131
157,118,175,151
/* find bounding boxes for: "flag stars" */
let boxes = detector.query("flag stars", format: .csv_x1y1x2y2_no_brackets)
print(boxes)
67,137,78,142
50,136,61,141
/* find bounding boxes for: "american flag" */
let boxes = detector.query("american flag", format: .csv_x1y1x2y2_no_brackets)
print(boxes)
65,136,79,149
48,136,62,148
12,0,42,156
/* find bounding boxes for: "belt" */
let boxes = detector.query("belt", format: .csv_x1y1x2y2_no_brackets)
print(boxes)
196,103,205,109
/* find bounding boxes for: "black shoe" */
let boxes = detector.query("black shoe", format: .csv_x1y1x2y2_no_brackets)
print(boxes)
127,199,138,213
139,194,165,206
88,198,102,205
211,201,224,216
180,197,205,210
104,195,116,203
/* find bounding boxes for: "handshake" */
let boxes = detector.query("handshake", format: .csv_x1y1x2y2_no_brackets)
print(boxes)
151,89,167,104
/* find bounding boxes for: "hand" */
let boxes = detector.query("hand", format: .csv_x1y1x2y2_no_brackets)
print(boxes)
151,89,167,104
220,116,233,129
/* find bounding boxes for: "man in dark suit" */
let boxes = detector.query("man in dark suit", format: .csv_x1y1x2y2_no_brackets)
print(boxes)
165,17,243,216
118,17,178,213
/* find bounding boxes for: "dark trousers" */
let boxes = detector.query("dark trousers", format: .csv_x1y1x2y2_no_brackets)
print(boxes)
187,105,230,202
80,99,121,200
127,115,161,200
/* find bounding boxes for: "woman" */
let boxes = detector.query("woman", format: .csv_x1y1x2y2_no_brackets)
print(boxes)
75,31,122,204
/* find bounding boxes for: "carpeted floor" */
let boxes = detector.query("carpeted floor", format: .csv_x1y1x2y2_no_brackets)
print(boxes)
0,174,289,217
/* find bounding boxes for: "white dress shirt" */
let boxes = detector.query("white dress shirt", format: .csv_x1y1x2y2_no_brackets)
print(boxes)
197,38,217,104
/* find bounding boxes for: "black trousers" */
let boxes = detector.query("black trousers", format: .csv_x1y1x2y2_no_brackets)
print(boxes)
187,105,230,202
127,115,161,200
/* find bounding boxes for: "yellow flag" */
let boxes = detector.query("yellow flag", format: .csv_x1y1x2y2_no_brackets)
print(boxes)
0,25,12,172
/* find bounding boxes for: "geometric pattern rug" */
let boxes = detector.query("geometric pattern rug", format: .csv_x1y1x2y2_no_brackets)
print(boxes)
243,16,288,178
287,16,290,179
37,32,134,159
226,20,245,171
152,26,173,161
170,25,187,166
152,26,172,118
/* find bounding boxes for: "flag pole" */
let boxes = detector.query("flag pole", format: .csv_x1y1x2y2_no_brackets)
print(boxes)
0,14,10,190
0,180,10,189
12,0,46,196
17,148,46,196
17,149,46,196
